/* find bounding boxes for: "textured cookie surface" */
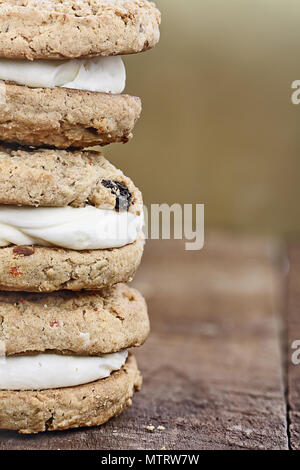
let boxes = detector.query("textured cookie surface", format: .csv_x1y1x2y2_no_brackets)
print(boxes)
0,284,149,356
0,83,141,149
0,237,144,292
0,145,143,215
0,1,161,59
0,354,141,434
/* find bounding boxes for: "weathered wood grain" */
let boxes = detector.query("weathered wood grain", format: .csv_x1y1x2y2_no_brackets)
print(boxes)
0,235,288,450
287,245,300,450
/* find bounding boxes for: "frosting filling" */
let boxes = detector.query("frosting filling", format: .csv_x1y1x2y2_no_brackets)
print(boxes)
0,56,126,93
0,205,143,250
0,350,128,391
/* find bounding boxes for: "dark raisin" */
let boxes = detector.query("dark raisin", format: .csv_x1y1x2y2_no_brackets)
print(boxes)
102,180,115,191
102,180,132,212
87,127,99,135
13,246,35,257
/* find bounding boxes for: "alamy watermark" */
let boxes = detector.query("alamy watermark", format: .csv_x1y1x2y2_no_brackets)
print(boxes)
143,203,204,251
291,341,300,365
83,203,205,252
291,80,300,104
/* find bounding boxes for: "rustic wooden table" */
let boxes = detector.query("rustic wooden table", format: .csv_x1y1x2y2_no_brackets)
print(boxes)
0,233,299,450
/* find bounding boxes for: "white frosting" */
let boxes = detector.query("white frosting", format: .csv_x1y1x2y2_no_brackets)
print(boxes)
0,56,126,93
0,351,128,390
0,205,143,250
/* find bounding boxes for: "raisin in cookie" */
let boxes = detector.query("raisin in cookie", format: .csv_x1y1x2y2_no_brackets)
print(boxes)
0,237,144,292
0,145,143,214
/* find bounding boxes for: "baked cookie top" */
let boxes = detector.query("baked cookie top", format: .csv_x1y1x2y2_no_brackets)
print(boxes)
0,145,143,215
0,237,144,292
0,284,149,356
0,0,161,59
0,83,142,149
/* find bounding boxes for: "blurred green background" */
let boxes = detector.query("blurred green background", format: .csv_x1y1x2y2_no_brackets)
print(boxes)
108,0,300,237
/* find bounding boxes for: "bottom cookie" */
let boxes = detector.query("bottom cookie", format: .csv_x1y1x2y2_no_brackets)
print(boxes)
0,354,141,434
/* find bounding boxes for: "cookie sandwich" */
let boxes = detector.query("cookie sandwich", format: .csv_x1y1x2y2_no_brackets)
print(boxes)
0,0,161,148
0,145,144,292
0,285,149,433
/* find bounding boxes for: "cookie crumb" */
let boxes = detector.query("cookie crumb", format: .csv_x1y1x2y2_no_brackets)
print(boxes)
145,425,155,432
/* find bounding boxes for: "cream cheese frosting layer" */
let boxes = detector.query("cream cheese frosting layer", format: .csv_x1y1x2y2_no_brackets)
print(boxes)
0,56,126,93
0,205,144,250
0,350,128,391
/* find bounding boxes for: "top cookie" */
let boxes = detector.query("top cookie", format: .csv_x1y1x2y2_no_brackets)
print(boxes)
0,0,161,60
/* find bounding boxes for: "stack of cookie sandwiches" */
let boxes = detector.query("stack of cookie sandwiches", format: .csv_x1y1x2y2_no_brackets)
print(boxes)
0,0,160,434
